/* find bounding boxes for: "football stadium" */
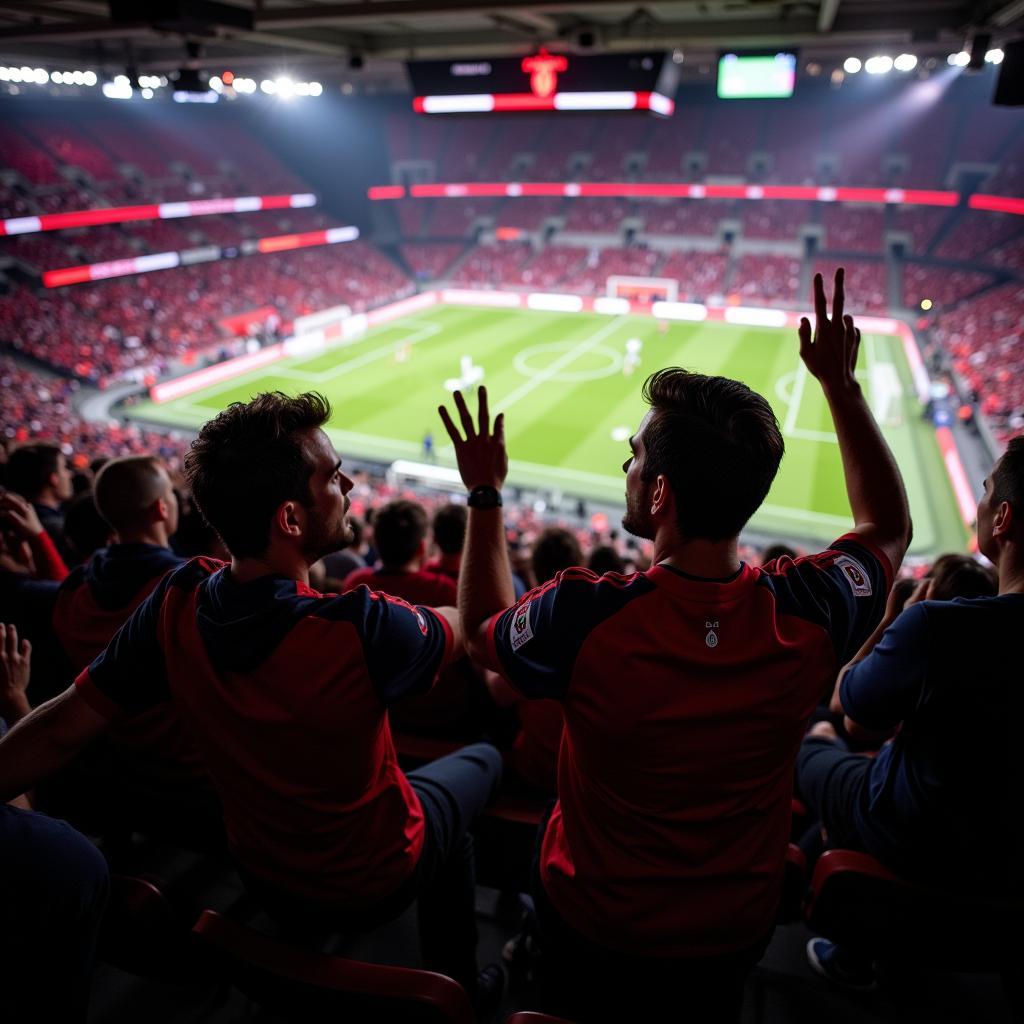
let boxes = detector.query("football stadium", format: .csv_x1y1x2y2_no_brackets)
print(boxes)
0,1,1020,1021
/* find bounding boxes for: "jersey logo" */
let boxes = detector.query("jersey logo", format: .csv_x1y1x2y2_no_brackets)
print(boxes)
414,610,429,636
510,608,534,651
705,619,719,649
835,555,872,597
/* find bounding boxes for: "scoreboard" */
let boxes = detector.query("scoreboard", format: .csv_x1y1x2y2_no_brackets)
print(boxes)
406,50,678,116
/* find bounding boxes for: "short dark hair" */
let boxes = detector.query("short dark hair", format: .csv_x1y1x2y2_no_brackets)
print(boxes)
6,444,63,501
64,491,113,565
532,527,583,585
928,553,997,601
641,368,784,540
374,499,429,567
94,456,167,533
184,392,331,558
991,437,1024,514
432,503,467,555
587,544,625,576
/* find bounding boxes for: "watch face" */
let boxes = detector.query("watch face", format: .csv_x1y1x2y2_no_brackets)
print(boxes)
469,486,501,509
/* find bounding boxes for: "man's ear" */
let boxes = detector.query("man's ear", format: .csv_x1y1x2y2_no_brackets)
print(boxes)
992,499,1013,540
651,474,674,517
274,500,303,540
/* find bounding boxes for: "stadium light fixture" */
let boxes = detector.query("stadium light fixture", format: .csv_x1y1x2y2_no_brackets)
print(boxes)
102,78,133,99
309,81,323,96
843,57,862,73
50,70,63,84
920,298,933,311
986,48,1005,64
671,49,684,64
275,76,296,99
260,79,277,94
865,55,894,74
948,51,971,67
141,87,154,99
894,53,918,71
84,71,97,86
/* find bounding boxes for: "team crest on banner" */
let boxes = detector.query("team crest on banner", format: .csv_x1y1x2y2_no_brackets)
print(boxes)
834,555,872,597
510,608,534,651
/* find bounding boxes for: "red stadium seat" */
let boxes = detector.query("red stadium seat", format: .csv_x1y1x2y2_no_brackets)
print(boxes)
805,849,1022,974
190,908,475,1024
99,874,202,980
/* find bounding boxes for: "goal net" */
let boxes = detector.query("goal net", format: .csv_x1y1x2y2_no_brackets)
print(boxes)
607,275,678,303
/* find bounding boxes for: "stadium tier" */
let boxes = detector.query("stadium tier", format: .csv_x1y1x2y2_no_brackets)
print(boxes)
0,22,1021,1024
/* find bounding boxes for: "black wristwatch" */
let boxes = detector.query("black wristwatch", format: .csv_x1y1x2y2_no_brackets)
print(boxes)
467,485,503,510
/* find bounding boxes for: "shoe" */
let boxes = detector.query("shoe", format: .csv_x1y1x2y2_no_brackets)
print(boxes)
473,962,507,1017
806,937,876,990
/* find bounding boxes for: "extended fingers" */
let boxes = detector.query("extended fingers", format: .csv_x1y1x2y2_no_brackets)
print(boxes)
798,317,812,361
4,622,16,661
846,318,861,372
812,272,828,324
477,385,490,437
453,389,476,439
438,404,463,446
832,267,845,324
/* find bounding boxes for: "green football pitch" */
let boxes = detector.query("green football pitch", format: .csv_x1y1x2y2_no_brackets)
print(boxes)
129,303,969,557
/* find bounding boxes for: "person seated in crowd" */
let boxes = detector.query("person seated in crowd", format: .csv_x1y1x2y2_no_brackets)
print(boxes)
438,269,911,1022
925,551,997,600
797,440,1023,987
344,499,492,739
4,443,75,558
344,498,457,606
61,491,114,569
45,456,218,831
0,622,109,1024
0,392,503,1004
586,544,626,576
425,502,466,582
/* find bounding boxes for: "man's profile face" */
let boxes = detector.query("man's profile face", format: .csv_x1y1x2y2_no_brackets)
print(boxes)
54,453,74,502
622,410,655,541
301,428,355,561
976,467,999,563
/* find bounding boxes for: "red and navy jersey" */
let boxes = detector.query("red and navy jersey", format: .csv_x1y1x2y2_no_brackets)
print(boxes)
342,567,457,607
75,558,456,907
54,543,201,778
485,534,892,957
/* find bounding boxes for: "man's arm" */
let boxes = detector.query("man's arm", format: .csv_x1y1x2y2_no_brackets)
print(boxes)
430,605,465,661
0,686,109,805
800,269,912,574
438,387,515,667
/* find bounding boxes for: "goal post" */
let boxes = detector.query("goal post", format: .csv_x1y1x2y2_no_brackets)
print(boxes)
606,275,678,303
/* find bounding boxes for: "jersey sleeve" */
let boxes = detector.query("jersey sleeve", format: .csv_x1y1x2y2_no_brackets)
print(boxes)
764,532,893,665
350,587,455,705
484,568,642,700
74,571,174,720
839,602,929,730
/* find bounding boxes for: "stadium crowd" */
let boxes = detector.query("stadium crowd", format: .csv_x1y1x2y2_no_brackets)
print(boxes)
0,269,1018,1024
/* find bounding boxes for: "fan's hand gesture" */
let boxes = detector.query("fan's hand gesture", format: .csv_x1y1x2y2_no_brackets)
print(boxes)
0,622,31,722
0,492,43,539
799,267,861,394
438,386,508,492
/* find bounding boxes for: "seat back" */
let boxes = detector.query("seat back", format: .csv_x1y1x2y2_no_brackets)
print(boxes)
191,909,474,1024
806,849,1021,971
99,874,202,980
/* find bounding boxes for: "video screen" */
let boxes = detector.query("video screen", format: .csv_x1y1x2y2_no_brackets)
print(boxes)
717,52,797,99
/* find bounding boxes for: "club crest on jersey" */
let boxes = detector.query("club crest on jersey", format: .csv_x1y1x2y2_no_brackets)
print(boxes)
511,608,534,651
414,610,429,636
835,555,872,597
705,619,719,649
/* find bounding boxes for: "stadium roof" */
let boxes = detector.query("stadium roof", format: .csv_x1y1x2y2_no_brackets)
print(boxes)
0,0,1019,88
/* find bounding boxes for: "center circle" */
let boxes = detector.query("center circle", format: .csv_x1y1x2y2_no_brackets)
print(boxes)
514,342,624,383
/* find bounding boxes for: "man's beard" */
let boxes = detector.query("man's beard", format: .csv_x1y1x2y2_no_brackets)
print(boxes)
304,511,354,562
622,487,654,541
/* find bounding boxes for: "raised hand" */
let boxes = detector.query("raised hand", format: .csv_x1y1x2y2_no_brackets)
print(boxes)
0,622,32,722
0,491,44,539
438,386,508,492
798,267,861,393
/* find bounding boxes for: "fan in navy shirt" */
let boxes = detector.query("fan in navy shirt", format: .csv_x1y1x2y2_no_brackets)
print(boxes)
439,269,912,1023
797,438,1024,985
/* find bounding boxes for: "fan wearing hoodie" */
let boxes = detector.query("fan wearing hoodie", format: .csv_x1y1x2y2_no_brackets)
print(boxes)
0,393,502,1000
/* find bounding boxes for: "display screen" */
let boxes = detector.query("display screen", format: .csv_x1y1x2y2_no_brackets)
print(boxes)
717,53,796,99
